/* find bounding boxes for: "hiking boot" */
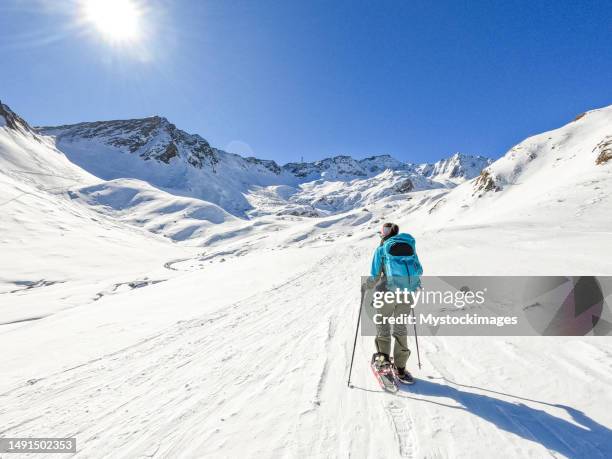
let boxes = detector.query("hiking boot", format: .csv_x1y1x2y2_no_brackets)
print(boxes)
396,367,414,384
371,352,391,368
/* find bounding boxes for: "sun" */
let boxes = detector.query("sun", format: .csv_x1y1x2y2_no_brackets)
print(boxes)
81,0,142,44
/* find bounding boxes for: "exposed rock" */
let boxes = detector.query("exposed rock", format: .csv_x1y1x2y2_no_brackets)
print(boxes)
39,116,218,169
0,100,37,137
394,178,414,193
245,157,281,174
574,112,587,122
473,169,500,193
157,142,178,164
276,207,320,217
595,136,612,165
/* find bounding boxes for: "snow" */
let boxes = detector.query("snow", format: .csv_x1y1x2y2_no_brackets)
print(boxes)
38,120,490,221
1,103,612,457
73,179,236,241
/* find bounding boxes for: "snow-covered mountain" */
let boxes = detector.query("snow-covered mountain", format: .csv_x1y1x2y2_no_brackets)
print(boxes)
37,118,489,219
0,101,96,189
39,117,289,216
40,117,489,185
43,116,218,168
282,154,411,180
0,101,185,318
0,101,467,245
5,100,611,245
414,106,612,233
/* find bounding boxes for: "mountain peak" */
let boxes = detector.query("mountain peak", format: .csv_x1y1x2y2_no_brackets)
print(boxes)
362,154,393,160
416,153,492,183
0,101,36,137
39,116,217,169
145,115,174,129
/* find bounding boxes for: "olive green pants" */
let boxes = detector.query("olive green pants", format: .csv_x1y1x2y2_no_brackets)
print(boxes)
374,299,412,369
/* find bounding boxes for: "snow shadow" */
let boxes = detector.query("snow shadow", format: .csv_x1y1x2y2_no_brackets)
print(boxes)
401,379,612,458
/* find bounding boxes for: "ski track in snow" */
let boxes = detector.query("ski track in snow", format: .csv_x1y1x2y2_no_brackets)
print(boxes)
0,250,375,458
0,247,411,458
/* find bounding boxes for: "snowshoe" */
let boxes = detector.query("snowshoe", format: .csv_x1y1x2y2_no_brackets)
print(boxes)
370,353,399,393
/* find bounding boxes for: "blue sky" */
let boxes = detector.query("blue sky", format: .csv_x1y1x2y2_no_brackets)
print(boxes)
1,0,611,164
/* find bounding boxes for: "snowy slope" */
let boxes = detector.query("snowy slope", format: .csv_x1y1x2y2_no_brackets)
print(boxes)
0,102,189,323
1,213,611,458
414,106,612,232
0,102,97,189
2,102,612,458
72,179,236,241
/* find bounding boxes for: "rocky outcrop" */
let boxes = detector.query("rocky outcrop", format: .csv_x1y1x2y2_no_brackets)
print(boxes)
594,136,612,165
394,178,414,193
473,169,500,193
573,112,587,122
245,157,281,174
0,100,37,137
157,142,178,164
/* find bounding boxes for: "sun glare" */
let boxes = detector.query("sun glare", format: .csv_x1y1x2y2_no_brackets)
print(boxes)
82,0,142,43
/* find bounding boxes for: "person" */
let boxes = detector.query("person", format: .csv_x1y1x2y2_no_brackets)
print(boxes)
369,222,423,384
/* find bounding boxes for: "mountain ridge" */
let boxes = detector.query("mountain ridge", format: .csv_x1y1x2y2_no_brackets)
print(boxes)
37,116,491,183
2,100,611,245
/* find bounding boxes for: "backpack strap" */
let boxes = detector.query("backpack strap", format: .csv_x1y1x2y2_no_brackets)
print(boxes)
379,245,387,277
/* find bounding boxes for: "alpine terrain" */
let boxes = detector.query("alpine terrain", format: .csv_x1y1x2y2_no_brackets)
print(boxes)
1,99,611,458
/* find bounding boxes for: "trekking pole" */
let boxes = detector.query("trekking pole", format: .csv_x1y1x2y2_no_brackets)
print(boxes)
411,306,422,369
347,285,365,388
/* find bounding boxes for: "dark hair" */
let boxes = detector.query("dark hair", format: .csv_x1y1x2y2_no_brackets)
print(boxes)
380,222,399,244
